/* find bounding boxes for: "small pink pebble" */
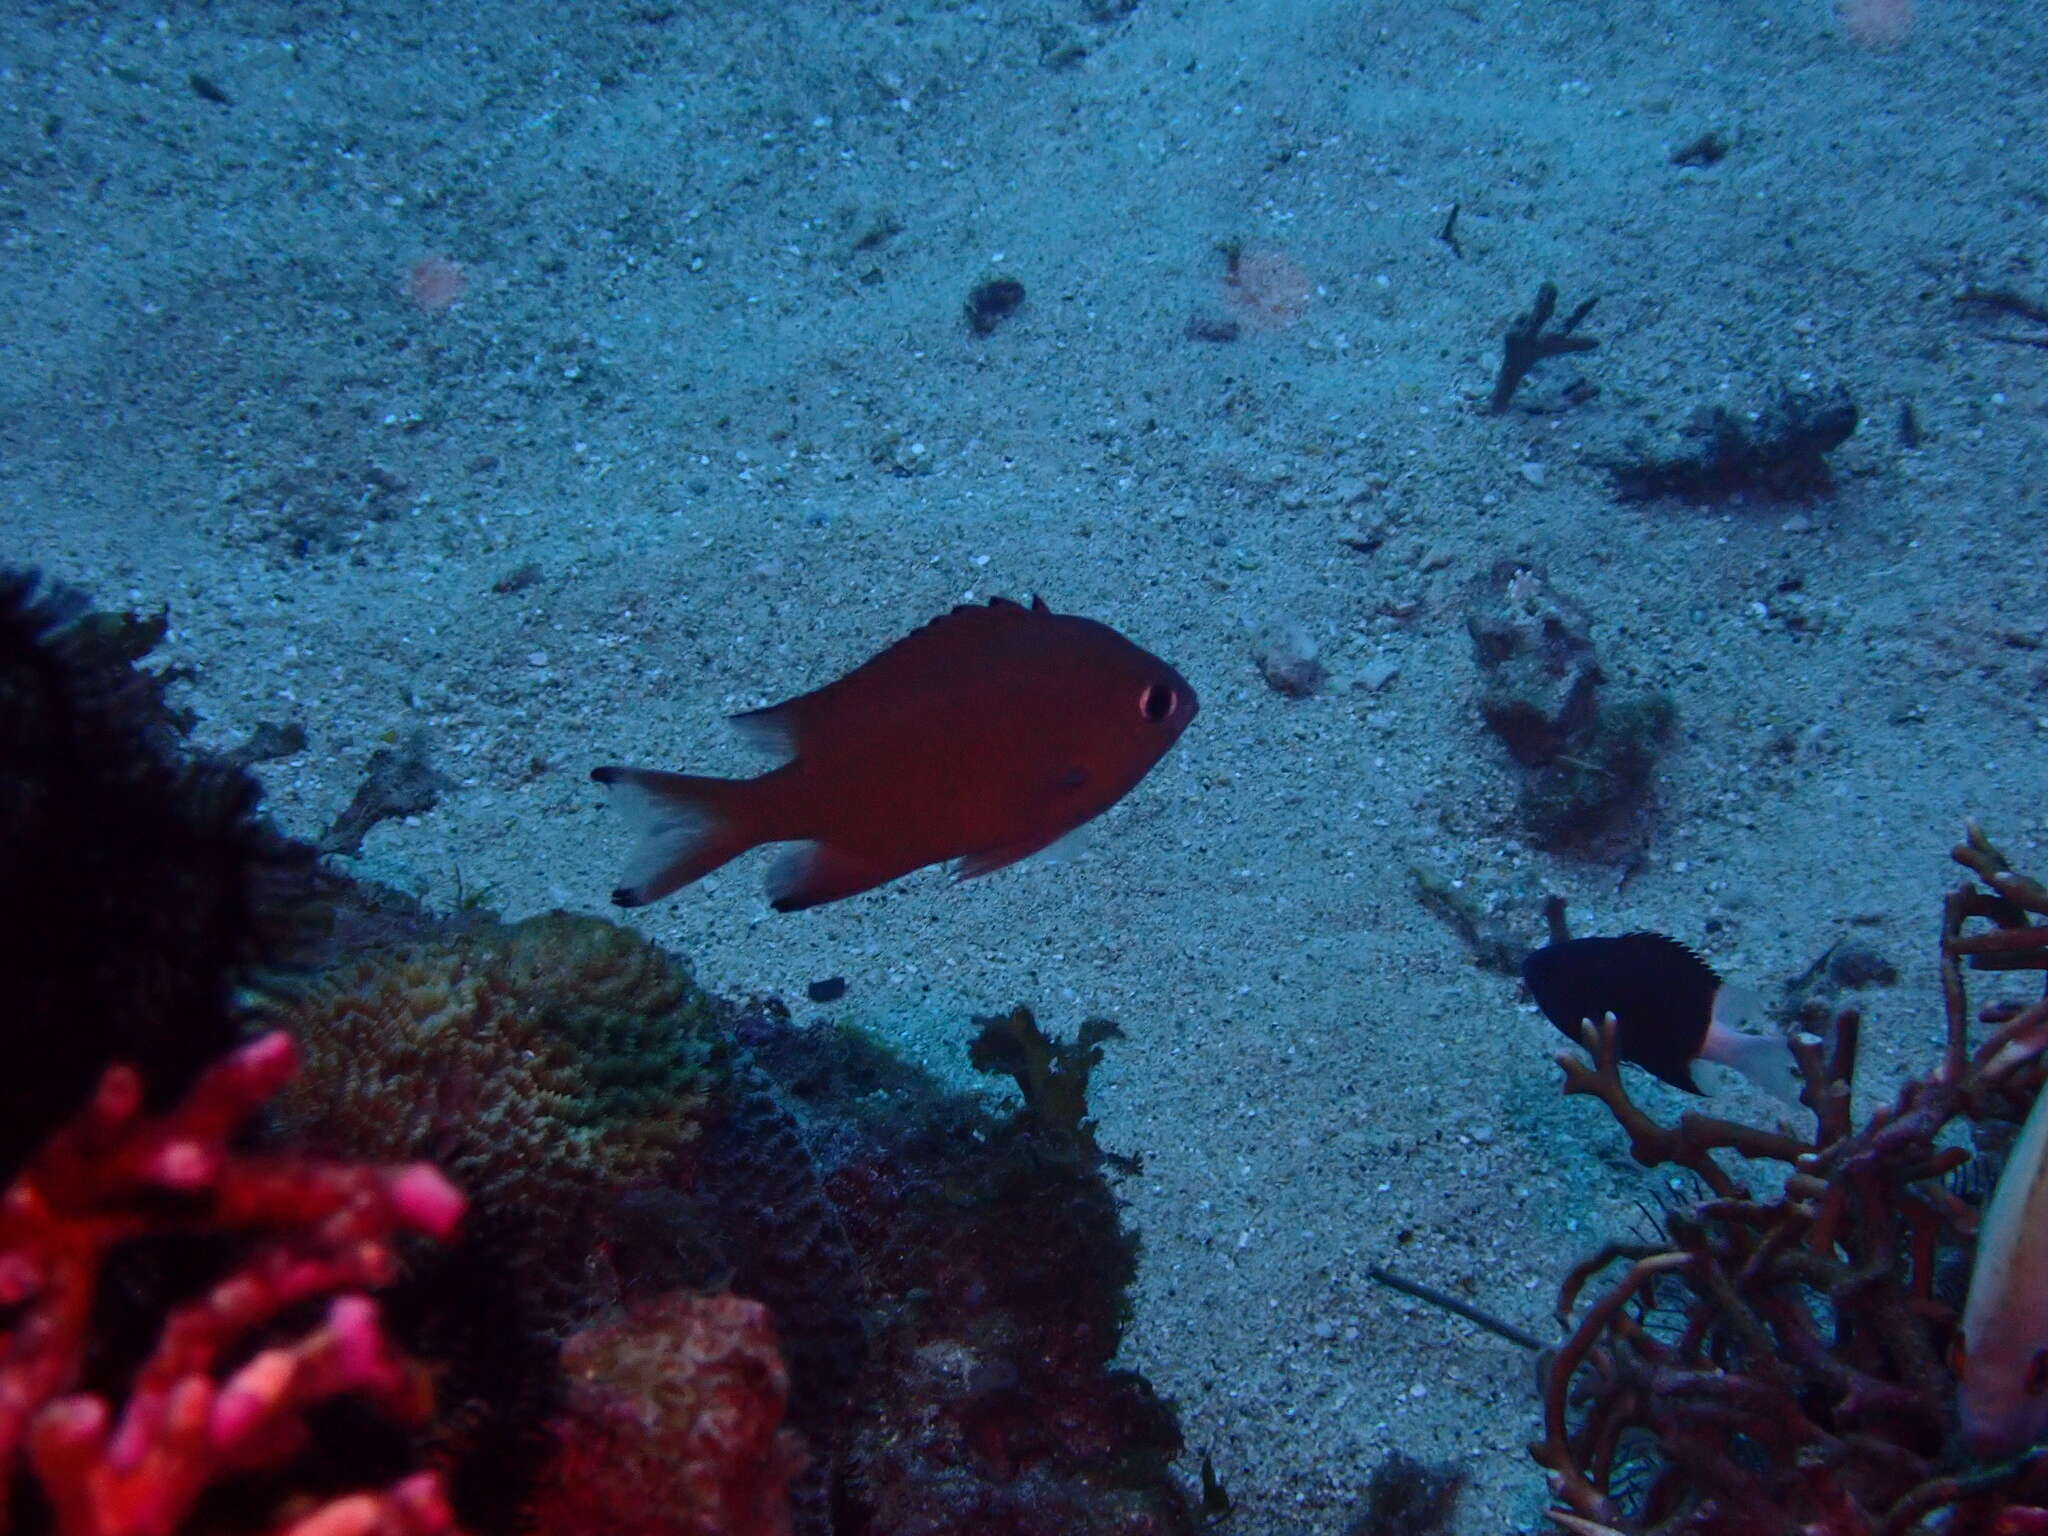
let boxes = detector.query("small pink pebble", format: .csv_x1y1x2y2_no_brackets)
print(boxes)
405,255,468,314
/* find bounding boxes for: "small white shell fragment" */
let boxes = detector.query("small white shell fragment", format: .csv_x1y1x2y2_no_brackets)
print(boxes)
1356,657,1400,693
1251,618,1326,698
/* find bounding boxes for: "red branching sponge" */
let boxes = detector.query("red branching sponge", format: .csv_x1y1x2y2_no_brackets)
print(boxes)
0,1030,469,1536
522,1291,803,1536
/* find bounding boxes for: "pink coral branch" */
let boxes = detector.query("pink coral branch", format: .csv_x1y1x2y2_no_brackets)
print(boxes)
0,1031,470,1536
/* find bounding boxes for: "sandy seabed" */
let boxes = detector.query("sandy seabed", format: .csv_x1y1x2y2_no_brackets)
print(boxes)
5,1,2046,1529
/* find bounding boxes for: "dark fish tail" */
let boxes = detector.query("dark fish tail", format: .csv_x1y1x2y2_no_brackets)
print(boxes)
589,766,760,907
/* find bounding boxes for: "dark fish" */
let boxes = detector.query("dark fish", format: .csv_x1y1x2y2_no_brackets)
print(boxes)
593,596,1198,911
1522,932,1798,1101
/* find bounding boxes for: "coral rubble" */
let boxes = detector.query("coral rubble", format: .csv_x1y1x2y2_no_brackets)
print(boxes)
1342,1449,1466,1536
1488,281,1600,414
1603,385,1859,504
1532,825,2048,1533
1464,561,1673,859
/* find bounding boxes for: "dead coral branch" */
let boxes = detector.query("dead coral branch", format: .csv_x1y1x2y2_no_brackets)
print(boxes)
1531,827,2048,1535
1489,282,1599,413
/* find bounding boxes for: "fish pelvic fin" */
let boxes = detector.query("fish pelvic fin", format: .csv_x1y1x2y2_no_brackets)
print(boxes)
590,766,758,907
954,830,1065,882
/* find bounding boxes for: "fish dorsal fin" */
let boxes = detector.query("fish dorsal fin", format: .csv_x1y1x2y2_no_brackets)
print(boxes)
1621,931,1719,986
729,596,1060,755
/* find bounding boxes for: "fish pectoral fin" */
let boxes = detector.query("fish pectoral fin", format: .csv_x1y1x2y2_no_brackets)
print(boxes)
765,843,905,912
954,832,1064,882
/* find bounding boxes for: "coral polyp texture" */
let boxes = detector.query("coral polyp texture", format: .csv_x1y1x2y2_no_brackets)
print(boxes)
251,911,743,1526
1532,825,2048,1534
258,911,725,1293
257,919,1192,1534
521,1291,804,1536
0,1030,467,1536
799,1006,1193,1536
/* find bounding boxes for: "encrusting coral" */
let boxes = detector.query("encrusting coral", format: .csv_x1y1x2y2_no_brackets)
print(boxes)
256,911,725,1304
520,1292,804,1536
0,1031,467,1536
253,913,1197,1534
1532,825,2048,1534
250,911,740,1527
252,914,1196,1535
733,1004,1195,1536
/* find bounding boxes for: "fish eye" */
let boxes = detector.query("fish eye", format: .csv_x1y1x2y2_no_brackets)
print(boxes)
1139,682,1176,723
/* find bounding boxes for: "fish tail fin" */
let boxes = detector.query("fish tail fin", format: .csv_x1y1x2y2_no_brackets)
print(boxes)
1702,1020,1806,1106
590,766,759,907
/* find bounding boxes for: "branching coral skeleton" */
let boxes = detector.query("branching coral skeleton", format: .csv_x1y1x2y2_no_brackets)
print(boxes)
1531,825,2048,1535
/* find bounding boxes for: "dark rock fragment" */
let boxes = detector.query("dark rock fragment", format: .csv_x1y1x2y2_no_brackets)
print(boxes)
1465,561,1601,767
1606,384,1859,503
319,729,454,856
965,276,1026,335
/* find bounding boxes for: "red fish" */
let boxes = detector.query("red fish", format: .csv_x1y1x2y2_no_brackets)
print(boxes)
592,596,1198,911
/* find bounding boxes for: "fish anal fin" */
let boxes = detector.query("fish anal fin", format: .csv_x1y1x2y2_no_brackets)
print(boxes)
765,843,905,912
591,766,756,906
